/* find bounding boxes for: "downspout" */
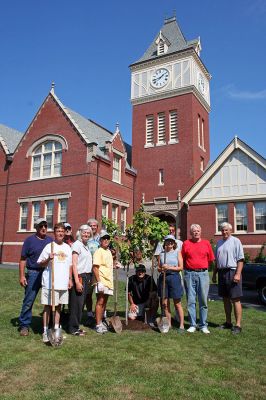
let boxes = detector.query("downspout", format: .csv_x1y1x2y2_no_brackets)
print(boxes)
0,154,12,263
94,157,99,219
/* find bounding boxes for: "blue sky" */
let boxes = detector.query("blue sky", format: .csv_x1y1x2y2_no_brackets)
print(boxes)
0,0,265,161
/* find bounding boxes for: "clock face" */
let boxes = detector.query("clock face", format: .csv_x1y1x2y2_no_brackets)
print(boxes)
151,68,170,88
198,73,205,94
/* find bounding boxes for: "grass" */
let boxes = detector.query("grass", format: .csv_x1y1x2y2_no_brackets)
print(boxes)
0,268,265,400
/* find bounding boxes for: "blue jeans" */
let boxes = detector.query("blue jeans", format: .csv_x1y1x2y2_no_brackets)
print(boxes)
184,270,209,329
19,270,43,329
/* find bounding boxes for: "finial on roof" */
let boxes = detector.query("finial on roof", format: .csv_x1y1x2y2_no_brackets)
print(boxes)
173,9,176,17
234,135,238,148
115,122,120,133
50,82,55,94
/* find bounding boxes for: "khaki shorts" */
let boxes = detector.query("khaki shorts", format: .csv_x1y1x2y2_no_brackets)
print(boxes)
95,284,113,296
41,287,69,306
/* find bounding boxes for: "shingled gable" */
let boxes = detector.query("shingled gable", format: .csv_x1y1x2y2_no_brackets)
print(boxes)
182,136,266,205
131,16,200,65
0,123,23,155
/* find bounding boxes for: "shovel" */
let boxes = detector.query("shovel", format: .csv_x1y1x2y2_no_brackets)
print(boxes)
156,252,170,333
109,267,122,333
47,242,63,347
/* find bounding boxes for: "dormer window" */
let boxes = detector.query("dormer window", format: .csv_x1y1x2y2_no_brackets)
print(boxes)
155,31,169,56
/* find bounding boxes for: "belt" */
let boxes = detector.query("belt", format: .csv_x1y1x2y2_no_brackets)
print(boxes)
185,269,207,272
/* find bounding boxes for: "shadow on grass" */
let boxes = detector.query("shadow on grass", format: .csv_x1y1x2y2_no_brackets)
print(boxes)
10,315,43,334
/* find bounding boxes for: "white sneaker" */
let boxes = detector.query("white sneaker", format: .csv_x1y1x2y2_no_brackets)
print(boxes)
101,322,108,333
42,332,49,343
201,327,210,334
187,326,196,333
96,324,104,334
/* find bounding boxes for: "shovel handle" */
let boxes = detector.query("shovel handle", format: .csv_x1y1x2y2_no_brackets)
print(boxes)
51,241,55,313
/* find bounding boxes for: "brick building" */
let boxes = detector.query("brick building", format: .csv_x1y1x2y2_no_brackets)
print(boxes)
0,17,265,263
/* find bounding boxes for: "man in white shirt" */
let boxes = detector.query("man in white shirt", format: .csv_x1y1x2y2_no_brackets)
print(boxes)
212,222,244,334
38,223,72,343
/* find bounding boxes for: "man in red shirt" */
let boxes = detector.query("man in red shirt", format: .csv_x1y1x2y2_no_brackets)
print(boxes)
182,224,215,334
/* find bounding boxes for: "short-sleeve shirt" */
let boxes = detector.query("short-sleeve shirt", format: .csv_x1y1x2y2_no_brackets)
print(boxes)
93,247,113,289
38,242,72,290
21,234,53,270
159,249,179,272
72,240,92,274
182,239,215,270
215,236,244,270
128,274,157,304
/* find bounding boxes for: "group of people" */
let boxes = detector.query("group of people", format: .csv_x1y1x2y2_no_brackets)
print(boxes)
126,223,244,335
18,217,245,343
18,218,117,341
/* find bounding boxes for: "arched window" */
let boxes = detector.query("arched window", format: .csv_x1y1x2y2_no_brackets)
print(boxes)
31,140,62,179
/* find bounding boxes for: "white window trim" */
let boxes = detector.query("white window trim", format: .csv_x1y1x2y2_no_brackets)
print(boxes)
102,201,109,219
17,193,71,233
111,204,118,224
26,134,68,157
253,201,266,233
112,154,122,184
19,203,28,232
58,199,68,223
158,169,164,186
31,201,41,231
121,207,127,233
215,204,228,234
101,195,129,208
45,200,54,230
234,203,248,233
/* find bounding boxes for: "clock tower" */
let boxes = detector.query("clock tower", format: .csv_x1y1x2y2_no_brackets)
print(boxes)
131,17,211,226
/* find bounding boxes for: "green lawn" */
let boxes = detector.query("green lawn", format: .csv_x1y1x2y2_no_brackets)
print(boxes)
1,268,265,400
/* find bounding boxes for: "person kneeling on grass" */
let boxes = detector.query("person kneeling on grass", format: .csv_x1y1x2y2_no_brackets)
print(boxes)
37,223,72,343
92,231,114,335
128,264,158,325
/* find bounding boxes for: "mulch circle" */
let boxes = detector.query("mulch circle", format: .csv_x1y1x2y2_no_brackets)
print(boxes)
121,319,153,332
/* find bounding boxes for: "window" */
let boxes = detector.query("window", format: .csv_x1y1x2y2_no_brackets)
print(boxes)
112,204,118,224
58,199,68,223
32,202,40,229
19,203,28,230
102,202,109,219
157,113,166,144
159,169,164,185
200,157,204,172
216,204,228,231
146,115,154,145
254,201,266,231
235,203,247,231
112,154,121,183
197,115,205,150
45,200,54,229
158,40,165,55
31,141,62,179
121,207,127,233
169,110,178,142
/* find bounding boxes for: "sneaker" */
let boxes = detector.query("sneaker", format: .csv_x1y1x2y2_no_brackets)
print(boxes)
101,322,108,333
20,327,29,336
42,332,49,343
102,318,109,330
187,326,196,333
96,324,104,334
219,322,233,330
231,326,242,335
177,327,186,334
200,327,210,334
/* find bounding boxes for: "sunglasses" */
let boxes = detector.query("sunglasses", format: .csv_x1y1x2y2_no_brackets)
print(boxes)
39,224,48,228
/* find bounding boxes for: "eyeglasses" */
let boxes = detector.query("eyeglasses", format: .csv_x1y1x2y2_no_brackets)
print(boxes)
39,224,48,228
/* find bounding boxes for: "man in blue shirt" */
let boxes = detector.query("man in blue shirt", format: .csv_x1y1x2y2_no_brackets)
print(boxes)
212,222,244,334
18,218,52,336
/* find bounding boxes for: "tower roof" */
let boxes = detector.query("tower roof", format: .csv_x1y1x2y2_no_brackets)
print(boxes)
132,16,199,65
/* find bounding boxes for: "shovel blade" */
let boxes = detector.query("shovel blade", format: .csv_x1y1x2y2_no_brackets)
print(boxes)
109,316,122,333
47,328,63,347
156,316,170,334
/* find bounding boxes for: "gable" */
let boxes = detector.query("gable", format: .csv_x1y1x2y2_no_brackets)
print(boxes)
192,149,266,203
112,131,126,154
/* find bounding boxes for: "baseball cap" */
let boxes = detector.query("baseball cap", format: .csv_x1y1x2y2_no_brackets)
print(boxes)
135,264,146,273
64,222,72,229
99,230,110,240
34,218,47,228
164,234,176,242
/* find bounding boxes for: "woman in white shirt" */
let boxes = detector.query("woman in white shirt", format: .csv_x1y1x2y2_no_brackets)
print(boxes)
68,225,93,336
